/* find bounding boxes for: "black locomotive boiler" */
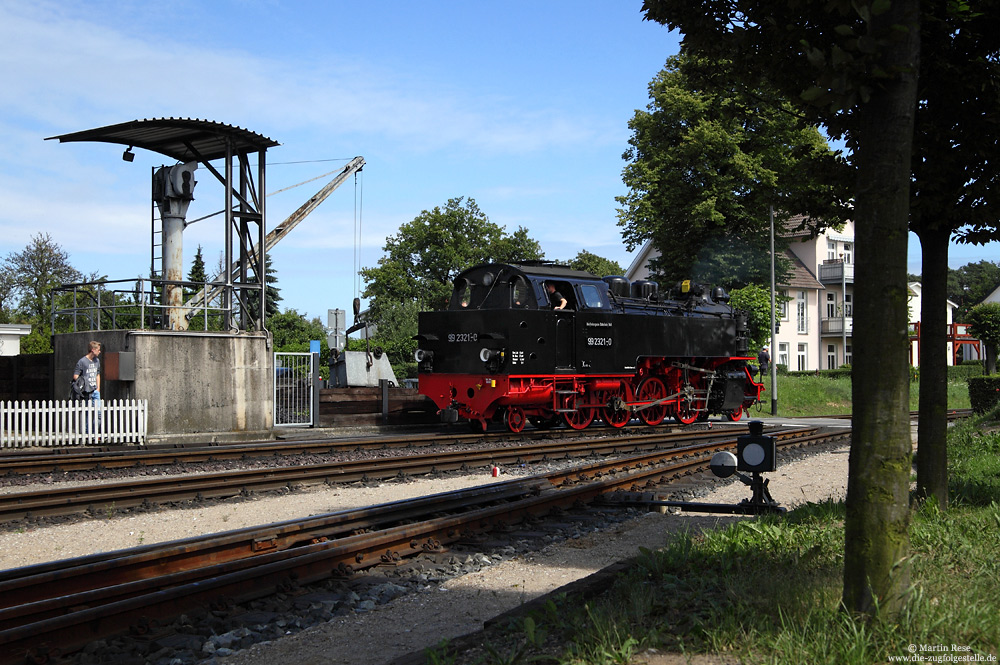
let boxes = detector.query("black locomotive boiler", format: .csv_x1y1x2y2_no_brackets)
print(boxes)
415,263,764,432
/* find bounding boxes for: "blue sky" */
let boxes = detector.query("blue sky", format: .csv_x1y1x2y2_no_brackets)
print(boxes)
1,1,994,327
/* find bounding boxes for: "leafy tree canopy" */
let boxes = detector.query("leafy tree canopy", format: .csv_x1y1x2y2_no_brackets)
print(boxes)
616,51,851,291
361,197,544,315
914,1,1000,248
948,261,1000,323
18,328,52,354
967,303,1000,349
566,250,623,277
966,302,1000,374
349,299,421,380
728,284,774,352
245,255,282,326
3,233,82,324
267,308,331,374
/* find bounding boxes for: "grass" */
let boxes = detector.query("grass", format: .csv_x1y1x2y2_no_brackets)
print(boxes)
426,386,997,664
753,373,972,417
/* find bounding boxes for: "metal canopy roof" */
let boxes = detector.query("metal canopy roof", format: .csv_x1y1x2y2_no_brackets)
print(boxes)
46,117,279,163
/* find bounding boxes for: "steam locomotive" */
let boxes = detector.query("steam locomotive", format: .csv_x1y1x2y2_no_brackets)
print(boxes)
415,262,763,432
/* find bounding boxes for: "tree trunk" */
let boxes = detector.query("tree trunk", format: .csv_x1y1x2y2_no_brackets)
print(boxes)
915,227,949,507
843,0,920,618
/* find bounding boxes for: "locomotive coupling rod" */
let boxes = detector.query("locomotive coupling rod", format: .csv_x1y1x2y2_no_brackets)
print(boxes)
628,389,707,413
671,362,720,376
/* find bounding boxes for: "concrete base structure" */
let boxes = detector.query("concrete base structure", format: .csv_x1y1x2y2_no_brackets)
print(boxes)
330,351,399,387
55,331,274,444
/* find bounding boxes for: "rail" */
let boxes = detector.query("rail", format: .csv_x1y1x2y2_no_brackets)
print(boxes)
50,277,260,333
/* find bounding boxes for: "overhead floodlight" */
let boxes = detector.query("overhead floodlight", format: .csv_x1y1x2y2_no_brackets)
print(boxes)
122,146,135,162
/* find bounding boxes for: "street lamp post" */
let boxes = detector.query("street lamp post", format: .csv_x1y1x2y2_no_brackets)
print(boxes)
841,253,847,367
769,207,778,415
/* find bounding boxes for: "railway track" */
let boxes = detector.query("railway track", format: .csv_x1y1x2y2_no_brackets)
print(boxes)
0,425,846,664
0,422,749,477
0,408,958,478
0,425,774,523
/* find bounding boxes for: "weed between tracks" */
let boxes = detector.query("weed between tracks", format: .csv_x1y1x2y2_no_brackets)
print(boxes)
426,409,999,665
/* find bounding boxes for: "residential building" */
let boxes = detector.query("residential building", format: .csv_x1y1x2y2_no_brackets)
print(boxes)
0,324,31,356
625,219,952,370
906,282,977,365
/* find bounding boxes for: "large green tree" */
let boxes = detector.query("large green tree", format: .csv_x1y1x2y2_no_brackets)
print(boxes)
947,261,1000,324
4,233,82,324
361,197,544,316
359,197,544,377
0,268,14,324
617,51,852,291
642,0,920,617
903,2,1000,508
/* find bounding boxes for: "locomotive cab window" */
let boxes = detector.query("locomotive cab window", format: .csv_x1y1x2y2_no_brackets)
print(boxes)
450,279,475,309
511,276,534,308
546,281,575,310
578,284,608,310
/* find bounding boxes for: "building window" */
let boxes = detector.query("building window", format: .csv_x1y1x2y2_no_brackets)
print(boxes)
828,344,837,370
828,240,837,261
845,345,853,365
797,343,808,371
777,289,789,320
844,243,853,264
797,291,808,333
827,292,836,318
778,342,789,369
844,293,853,317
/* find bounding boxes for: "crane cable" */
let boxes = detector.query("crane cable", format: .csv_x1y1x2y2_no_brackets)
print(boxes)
354,170,364,300
353,170,372,366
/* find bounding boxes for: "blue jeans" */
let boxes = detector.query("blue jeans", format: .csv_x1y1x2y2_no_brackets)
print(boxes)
84,391,101,435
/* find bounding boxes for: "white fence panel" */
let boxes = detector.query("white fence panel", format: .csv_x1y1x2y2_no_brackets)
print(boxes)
0,399,148,447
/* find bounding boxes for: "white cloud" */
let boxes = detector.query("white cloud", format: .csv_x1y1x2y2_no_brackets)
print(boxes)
0,4,612,158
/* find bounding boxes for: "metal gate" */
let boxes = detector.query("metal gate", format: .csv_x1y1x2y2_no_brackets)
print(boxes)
274,352,315,427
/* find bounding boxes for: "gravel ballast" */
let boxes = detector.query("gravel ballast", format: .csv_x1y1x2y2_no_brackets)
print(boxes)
0,432,855,665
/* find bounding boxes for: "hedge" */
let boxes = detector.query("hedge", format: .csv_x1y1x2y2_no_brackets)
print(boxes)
967,374,1000,414
779,363,982,383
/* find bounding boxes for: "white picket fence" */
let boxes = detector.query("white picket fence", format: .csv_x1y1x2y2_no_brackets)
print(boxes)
0,399,148,447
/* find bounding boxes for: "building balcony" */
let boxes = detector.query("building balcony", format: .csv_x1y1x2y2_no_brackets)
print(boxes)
909,322,979,341
821,317,853,336
819,259,854,284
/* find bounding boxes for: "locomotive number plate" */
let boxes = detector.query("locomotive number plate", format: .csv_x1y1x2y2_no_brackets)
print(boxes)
587,336,613,347
448,332,478,343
